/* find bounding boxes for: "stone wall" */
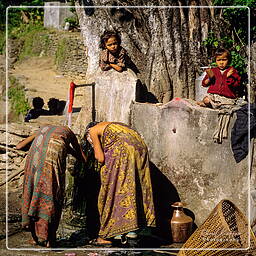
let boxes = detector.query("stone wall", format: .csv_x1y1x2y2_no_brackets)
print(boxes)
0,55,6,124
8,31,87,79
53,33,87,79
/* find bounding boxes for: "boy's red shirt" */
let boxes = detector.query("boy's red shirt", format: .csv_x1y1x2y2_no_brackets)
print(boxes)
202,66,241,98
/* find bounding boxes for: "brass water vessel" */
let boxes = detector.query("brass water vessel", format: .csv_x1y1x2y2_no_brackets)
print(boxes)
171,202,193,243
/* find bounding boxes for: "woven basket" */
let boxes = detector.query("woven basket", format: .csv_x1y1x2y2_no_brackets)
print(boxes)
177,199,256,256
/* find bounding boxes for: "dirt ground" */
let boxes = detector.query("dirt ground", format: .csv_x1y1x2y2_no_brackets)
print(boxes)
11,56,86,109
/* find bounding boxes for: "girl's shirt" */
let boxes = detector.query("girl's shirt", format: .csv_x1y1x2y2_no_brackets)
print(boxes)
99,47,127,71
202,66,241,98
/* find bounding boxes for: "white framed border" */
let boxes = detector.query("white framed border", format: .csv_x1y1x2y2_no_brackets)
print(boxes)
5,4,252,252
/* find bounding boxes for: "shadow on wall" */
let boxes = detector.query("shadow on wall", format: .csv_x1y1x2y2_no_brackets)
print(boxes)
136,80,159,103
125,51,159,104
150,161,179,243
149,161,197,244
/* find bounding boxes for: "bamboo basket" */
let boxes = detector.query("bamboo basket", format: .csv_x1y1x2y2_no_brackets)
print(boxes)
177,199,256,256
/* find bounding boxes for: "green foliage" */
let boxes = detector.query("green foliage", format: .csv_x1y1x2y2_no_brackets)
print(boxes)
203,33,247,82
202,0,255,91
8,76,30,117
0,31,5,54
16,25,49,60
7,7,44,33
9,22,45,39
55,38,68,66
213,0,256,43
64,16,79,30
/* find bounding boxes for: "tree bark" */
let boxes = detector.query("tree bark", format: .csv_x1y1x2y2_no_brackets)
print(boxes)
76,0,220,102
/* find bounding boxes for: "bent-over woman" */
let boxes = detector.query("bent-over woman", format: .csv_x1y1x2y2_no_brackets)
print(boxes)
16,125,86,247
85,122,156,246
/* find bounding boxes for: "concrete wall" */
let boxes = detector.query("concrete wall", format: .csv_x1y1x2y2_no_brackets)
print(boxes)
130,99,250,226
95,68,137,124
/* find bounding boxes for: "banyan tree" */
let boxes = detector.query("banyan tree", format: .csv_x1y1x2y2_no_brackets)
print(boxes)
74,0,253,103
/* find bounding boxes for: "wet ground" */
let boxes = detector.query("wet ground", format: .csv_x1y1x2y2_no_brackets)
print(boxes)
0,182,182,256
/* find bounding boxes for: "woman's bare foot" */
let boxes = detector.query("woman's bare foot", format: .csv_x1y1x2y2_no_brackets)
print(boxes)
27,239,37,245
89,237,112,246
96,237,112,244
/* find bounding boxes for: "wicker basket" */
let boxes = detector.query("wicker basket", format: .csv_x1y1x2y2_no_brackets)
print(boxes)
177,199,256,256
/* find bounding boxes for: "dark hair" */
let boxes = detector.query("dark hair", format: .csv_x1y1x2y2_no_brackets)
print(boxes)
215,48,231,61
32,97,44,109
84,121,99,137
99,30,121,49
47,98,59,115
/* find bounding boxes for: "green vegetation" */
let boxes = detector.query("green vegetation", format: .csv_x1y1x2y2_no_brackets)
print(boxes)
203,32,247,77
0,31,5,54
213,0,256,42
64,16,79,30
16,25,50,61
55,37,68,66
203,0,255,92
0,0,45,55
8,76,30,118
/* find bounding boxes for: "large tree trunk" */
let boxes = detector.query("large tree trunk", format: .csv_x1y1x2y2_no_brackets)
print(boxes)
75,0,221,103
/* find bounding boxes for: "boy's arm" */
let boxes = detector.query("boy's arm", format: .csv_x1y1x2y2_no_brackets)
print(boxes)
109,63,123,72
226,68,241,87
202,69,215,87
109,48,126,72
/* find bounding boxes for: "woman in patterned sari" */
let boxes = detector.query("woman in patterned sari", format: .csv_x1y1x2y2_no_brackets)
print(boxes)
16,125,86,247
84,122,156,246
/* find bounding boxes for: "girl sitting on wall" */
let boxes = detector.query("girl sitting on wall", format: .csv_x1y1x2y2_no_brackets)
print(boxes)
99,30,128,72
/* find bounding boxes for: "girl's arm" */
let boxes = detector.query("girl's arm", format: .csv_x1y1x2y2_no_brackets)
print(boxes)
109,63,123,72
16,133,37,150
89,124,105,163
99,50,112,71
110,48,126,72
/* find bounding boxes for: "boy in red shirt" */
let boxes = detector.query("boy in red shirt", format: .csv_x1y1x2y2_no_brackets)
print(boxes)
197,48,241,108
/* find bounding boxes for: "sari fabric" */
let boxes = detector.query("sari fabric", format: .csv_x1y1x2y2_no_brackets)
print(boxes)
98,123,156,238
22,125,72,241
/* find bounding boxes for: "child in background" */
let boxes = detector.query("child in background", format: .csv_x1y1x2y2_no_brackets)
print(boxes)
24,97,49,122
197,48,241,108
99,30,128,72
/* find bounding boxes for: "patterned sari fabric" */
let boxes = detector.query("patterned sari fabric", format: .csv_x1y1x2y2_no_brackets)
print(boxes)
98,123,156,239
22,126,72,241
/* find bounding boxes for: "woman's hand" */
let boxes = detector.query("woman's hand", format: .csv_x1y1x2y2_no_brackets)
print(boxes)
95,151,105,164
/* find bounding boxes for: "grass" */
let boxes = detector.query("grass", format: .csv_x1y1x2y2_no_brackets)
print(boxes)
8,76,30,119
0,31,5,55
55,37,68,66
16,25,51,61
